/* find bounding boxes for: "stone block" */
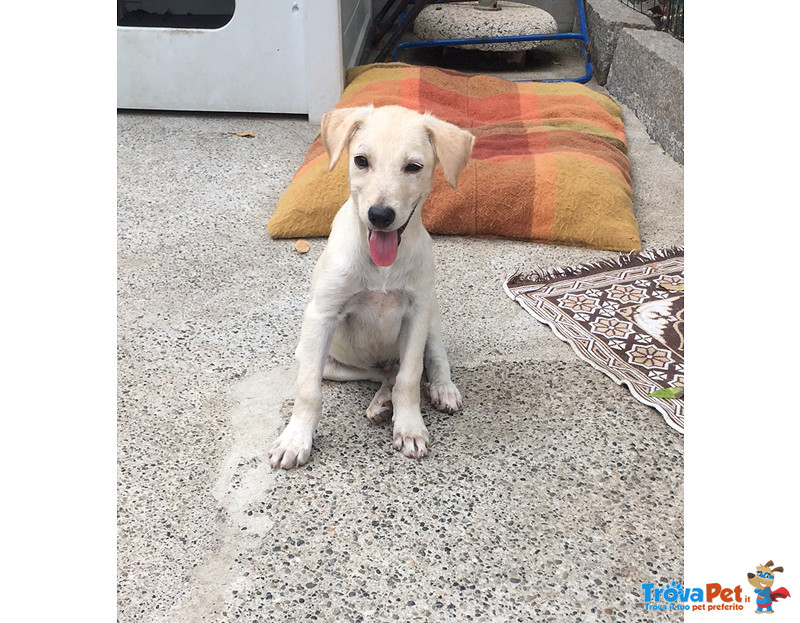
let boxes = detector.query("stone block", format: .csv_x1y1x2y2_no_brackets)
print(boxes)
584,0,654,85
607,27,684,163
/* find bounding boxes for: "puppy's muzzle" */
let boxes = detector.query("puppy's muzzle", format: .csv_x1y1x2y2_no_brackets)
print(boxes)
368,205,396,229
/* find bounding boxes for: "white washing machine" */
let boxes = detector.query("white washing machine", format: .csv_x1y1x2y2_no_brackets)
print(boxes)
117,0,372,123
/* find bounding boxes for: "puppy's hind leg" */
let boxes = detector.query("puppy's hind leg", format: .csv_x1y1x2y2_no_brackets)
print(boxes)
424,302,462,414
366,379,394,423
322,356,385,383
324,357,394,422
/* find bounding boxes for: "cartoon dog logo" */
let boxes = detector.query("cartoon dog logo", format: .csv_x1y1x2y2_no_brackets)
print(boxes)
747,561,791,613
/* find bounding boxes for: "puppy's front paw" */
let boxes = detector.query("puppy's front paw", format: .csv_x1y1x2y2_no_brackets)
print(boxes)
428,380,462,414
392,423,430,459
269,423,313,469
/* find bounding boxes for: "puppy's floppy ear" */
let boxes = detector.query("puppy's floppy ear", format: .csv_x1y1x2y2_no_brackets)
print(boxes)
320,105,373,171
424,114,475,189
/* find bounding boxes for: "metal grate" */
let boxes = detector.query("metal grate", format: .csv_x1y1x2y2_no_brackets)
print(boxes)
617,0,683,41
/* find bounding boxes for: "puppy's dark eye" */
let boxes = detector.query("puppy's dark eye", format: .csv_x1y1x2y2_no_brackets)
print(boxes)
404,163,422,173
354,155,369,169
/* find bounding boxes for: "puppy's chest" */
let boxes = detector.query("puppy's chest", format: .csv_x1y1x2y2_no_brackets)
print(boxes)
341,290,411,325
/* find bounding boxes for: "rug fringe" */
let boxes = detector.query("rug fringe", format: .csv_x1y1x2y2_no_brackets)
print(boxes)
506,246,683,289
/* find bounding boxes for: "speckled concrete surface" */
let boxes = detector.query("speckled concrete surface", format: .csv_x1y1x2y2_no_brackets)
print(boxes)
118,87,683,622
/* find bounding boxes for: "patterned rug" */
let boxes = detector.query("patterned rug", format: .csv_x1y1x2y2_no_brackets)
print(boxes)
504,247,684,433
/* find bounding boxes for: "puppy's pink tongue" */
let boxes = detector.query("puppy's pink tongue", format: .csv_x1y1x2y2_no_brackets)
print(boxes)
368,229,399,266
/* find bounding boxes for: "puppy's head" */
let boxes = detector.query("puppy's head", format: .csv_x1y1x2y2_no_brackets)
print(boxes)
321,105,474,267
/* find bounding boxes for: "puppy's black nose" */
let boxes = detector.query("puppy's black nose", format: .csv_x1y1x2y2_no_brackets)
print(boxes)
368,205,396,229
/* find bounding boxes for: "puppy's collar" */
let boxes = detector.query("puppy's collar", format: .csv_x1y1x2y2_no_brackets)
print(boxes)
397,200,419,241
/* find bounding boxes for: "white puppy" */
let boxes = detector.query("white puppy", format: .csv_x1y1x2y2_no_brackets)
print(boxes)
269,104,475,469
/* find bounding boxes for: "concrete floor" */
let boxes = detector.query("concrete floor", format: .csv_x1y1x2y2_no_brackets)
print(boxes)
117,78,684,621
